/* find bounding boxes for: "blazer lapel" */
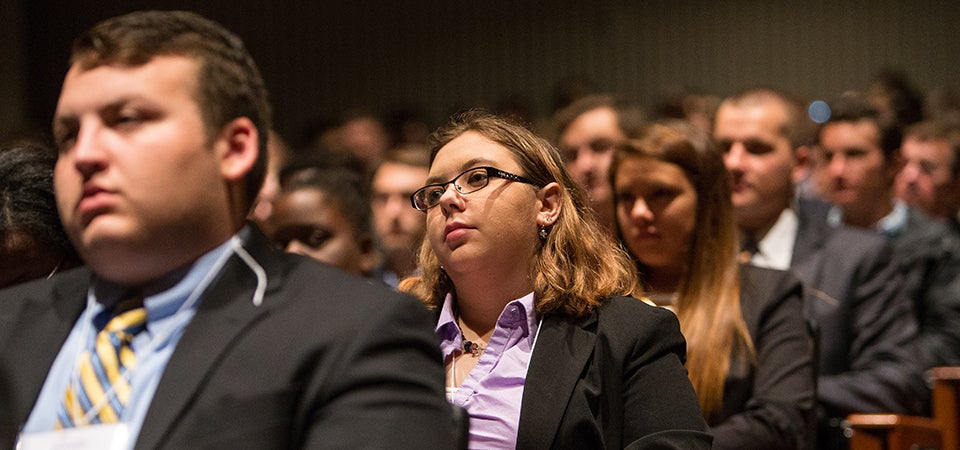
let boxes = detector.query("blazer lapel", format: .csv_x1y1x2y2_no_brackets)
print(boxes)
516,313,597,450
791,200,829,267
134,227,286,450
0,269,89,431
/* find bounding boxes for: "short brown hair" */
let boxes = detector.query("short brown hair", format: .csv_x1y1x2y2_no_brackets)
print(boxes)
71,10,272,209
551,94,646,145
721,88,812,147
904,120,960,176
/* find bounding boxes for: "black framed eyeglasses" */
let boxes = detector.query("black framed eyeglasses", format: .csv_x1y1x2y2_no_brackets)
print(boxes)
410,166,540,211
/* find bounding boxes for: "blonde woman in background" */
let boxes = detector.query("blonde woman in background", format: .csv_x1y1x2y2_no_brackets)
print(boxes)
611,121,815,449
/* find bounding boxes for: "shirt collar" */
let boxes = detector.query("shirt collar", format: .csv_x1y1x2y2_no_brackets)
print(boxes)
436,291,538,350
826,200,909,237
91,237,236,326
876,200,910,236
749,208,798,271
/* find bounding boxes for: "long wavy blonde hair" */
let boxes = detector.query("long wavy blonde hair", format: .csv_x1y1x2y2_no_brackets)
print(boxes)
400,110,641,319
611,121,756,422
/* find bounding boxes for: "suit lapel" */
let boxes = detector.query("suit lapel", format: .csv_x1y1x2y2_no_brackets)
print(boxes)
134,228,286,450
0,269,89,431
516,313,597,450
791,200,829,267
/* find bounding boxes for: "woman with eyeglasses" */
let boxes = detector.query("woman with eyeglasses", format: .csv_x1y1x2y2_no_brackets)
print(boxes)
611,121,814,449
400,111,711,449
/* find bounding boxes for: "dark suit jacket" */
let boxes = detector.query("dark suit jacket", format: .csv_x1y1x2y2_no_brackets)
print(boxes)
790,200,925,444
515,296,712,450
887,207,960,370
0,226,452,449
711,265,814,450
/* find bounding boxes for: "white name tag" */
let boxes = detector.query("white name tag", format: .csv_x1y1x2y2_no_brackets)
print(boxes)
17,423,130,450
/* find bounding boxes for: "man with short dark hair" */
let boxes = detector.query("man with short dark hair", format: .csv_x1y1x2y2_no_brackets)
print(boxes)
0,10,451,449
714,88,923,449
370,145,431,287
813,92,960,373
552,94,644,234
895,120,960,230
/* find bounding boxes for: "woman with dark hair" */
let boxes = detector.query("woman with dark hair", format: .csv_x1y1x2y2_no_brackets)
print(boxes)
0,139,81,288
611,121,815,449
401,111,711,449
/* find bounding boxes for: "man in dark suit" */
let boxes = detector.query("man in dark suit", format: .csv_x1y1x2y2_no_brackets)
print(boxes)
0,11,451,449
812,92,960,371
714,88,924,448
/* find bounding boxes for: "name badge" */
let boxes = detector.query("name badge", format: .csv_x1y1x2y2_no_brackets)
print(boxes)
17,423,130,450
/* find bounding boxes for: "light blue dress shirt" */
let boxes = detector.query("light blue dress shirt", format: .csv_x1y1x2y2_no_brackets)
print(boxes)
21,238,234,449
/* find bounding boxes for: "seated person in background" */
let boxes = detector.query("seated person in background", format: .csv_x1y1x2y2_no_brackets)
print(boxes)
0,139,81,288
894,120,960,232
401,110,712,449
551,94,646,235
369,144,430,287
248,129,291,235
714,88,922,449
269,152,378,276
611,120,814,449
813,92,960,371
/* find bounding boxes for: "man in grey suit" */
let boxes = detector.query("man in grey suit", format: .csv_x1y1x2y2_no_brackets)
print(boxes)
0,10,452,449
714,88,924,448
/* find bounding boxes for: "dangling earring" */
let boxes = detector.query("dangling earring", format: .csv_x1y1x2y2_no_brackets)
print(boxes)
538,227,549,241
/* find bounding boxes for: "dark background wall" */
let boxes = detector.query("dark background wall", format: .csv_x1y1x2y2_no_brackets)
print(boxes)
2,0,958,144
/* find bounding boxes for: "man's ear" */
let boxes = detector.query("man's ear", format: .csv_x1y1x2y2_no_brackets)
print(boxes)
217,117,260,182
537,182,562,226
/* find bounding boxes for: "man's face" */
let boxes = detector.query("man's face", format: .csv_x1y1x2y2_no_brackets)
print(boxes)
813,120,893,213
371,161,428,258
53,55,235,284
895,135,960,219
713,102,796,231
558,107,624,227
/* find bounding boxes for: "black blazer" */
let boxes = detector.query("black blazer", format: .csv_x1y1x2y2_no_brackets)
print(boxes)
711,265,814,450
0,226,453,449
791,199,923,417
515,296,712,449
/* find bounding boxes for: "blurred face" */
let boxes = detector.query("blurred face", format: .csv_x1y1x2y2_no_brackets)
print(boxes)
250,134,289,231
895,136,960,219
813,121,894,214
558,107,624,226
714,101,796,232
270,188,373,275
614,156,697,272
340,116,389,167
425,131,542,279
371,161,428,258
52,56,237,284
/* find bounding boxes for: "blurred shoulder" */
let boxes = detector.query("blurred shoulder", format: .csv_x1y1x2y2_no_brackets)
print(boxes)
740,264,802,301
594,296,682,338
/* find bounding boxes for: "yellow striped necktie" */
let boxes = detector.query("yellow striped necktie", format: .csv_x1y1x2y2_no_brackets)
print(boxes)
58,304,147,427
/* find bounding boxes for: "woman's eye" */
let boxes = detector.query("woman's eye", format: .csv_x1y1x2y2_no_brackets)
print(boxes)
465,172,488,186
